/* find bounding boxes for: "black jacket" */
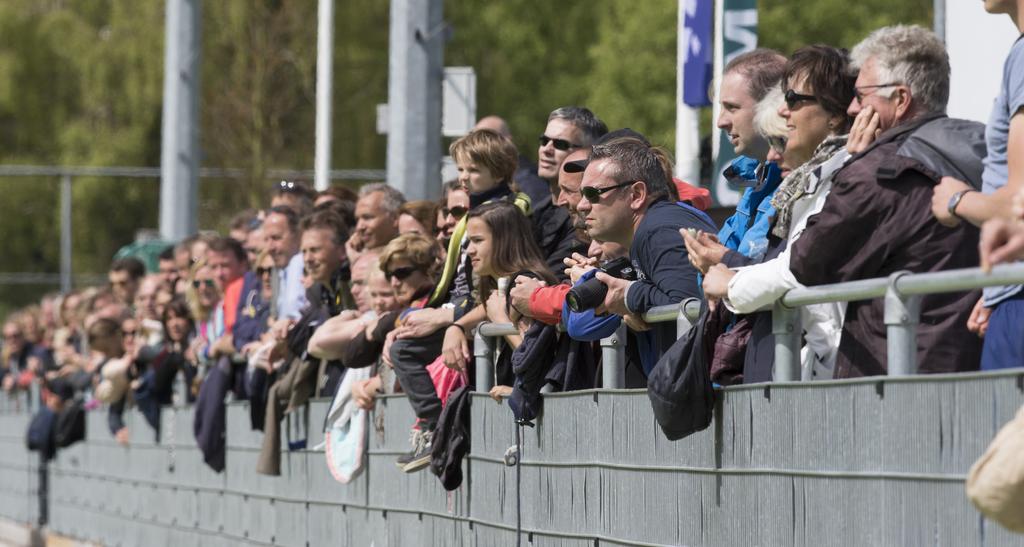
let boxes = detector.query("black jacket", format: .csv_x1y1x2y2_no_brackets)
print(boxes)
430,385,472,490
789,114,984,377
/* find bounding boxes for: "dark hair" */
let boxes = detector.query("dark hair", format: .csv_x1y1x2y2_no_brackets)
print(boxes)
548,106,609,146
400,200,441,236
317,185,358,204
275,180,316,199
110,257,146,279
158,245,175,261
313,199,356,231
229,209,258,233
268,205,300,234
300,210,350,246
87,317,121,340
784,45,856,132
589,137,673,203
207,236,248,265
161,298,194,340
724,48,788,102
274,180,316,217
465,201,556,302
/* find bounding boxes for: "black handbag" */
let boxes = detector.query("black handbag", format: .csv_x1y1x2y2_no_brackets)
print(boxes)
646,300,717,441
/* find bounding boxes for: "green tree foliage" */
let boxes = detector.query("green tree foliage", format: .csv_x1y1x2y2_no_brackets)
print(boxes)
0,0,932,316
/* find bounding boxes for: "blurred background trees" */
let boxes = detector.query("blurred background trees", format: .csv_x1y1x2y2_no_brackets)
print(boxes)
0,0,929,315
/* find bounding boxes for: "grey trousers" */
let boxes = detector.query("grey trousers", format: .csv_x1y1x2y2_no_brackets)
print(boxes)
388,329,446,430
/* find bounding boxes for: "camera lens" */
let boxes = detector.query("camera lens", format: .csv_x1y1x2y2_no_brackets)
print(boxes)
566,277,609,313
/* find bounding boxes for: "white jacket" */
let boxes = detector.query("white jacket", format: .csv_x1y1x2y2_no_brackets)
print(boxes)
724,150,851,380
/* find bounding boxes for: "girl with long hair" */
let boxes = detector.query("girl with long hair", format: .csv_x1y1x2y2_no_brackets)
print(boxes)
443,201,557,372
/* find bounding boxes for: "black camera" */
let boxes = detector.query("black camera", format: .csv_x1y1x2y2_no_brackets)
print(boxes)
565,256,637,313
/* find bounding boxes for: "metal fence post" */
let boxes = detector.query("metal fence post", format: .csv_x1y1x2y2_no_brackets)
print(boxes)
600,324,626,389
473,325,495,392
676,298,700,339
885,271,921,376
60,174,72,294
771,301,802,382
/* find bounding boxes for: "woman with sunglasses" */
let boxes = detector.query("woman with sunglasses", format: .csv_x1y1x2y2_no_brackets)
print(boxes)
701,45,856,383
439,185,470,251
184,259,223,370
330,234,444,412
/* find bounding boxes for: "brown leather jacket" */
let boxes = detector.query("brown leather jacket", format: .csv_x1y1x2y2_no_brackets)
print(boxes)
789,114,983,377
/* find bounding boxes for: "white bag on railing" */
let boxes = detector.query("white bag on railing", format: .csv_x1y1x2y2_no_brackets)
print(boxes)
966,404,1024,532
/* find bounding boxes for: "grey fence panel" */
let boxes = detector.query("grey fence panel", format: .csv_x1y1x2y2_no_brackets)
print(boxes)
3,376,1024,546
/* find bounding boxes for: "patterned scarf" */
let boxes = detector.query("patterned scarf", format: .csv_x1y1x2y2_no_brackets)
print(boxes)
769,134,848,239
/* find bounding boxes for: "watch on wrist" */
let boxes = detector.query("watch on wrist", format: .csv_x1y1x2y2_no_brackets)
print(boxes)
947,189,974,219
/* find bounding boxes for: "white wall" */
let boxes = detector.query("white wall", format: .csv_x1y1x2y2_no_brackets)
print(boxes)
946,3,1019,123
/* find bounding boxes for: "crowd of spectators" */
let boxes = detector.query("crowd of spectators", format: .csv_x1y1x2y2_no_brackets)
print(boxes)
3,10,1023,490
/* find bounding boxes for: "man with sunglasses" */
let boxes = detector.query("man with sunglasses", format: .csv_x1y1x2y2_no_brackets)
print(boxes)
575,138,715,374
537,106,608,190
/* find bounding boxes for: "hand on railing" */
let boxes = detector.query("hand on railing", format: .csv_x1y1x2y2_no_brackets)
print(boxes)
622,313,650,332
442,324,470,372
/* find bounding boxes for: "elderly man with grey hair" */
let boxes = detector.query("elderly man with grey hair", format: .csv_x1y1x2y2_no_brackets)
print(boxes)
786,25,987,378
348,182,406,258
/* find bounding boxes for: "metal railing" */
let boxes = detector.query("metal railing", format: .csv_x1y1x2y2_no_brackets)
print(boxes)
473,263,1024,389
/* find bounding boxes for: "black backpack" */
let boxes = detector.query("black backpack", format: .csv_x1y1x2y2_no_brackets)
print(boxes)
646,301,717,441
55,399,86,448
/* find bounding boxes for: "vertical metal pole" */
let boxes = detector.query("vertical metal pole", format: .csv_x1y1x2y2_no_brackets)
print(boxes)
933,0,946,42
386,0,444,201
59,174,72,293
676,298,701,339
885,272,921,376
771,301,802,382
600,324,627,389
473,326,495,392
314,0,335,192
159,0,200,241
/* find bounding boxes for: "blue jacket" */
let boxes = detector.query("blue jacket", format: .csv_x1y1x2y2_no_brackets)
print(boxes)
716,156,783,264
564,270,661,376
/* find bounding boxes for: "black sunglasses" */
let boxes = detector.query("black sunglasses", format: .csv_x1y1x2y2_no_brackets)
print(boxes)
192,279,216,289
277,180,302,193
580,180,638,204
256,266,273,277
784,89,818,109
447,206,468,219
538,135,581,152
385,266,418,282
854,82,901,105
